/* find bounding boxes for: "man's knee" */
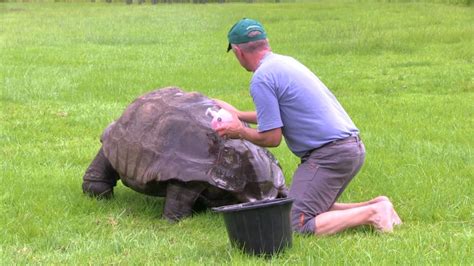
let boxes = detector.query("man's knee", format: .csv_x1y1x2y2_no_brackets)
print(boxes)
291,210,316,235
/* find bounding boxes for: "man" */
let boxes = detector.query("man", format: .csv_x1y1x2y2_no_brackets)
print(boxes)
214,18,401,235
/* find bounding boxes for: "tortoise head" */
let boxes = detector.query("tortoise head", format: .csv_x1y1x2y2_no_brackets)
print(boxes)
208,135,284,198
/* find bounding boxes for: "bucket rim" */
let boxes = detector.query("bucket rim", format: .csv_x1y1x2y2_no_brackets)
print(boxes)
212,197,294,213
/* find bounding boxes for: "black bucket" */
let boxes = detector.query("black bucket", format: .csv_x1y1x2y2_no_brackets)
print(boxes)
212,198,294,256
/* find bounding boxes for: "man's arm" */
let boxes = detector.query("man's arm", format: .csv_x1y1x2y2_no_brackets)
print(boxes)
214,112,282,147
236,111,257,124
213,99,257,124
239,126,282,147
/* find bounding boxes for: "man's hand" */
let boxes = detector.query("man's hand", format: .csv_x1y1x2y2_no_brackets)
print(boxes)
213,98,257,124
213,99,239,114
214,110,283,148
214,111,244,139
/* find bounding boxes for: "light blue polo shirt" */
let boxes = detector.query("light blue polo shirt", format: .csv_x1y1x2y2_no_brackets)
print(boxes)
250,52,359,157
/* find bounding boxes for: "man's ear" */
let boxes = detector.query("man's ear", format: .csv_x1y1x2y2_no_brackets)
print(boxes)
233,45,242,56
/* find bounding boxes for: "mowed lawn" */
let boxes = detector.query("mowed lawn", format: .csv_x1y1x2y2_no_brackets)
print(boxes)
1,1,472,264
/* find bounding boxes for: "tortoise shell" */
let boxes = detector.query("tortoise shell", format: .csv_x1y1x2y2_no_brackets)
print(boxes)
101,87,286,202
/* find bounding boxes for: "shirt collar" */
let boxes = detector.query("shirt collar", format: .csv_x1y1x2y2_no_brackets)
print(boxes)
256,51,273,70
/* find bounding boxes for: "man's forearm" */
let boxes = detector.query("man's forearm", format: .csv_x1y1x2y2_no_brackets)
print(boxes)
240,126,281,147
238,111,257,124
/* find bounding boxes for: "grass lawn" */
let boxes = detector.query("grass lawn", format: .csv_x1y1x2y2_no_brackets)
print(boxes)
1,0,473,264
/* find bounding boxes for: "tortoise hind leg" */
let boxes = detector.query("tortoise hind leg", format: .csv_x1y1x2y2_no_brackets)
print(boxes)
82,147,119,199
163,181,206,222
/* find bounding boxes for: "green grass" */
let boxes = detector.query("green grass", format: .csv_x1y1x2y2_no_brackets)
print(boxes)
1,1,473,264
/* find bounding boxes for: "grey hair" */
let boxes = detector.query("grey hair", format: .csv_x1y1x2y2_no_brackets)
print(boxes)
235,37,270,53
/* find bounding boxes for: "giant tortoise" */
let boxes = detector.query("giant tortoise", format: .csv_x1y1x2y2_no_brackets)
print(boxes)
82,87,287,221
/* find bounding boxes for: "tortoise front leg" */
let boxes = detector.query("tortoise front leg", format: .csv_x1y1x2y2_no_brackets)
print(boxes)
163,181,206,222
82,146,119,199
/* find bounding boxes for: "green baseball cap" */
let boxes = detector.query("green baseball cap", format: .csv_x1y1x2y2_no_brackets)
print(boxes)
227,18,267,52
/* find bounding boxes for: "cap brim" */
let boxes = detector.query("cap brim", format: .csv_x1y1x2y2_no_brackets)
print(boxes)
227,43,232,52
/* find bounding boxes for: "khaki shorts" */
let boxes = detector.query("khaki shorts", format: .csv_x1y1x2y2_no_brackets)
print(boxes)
289,136,365,234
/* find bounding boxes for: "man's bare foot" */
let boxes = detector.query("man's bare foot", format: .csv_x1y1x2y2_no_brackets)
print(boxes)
368,195,390,204
370,201,394,233
392,209,402,226
369,196,402,226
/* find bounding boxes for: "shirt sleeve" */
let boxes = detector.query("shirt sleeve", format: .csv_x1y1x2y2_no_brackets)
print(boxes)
250,76,283,132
